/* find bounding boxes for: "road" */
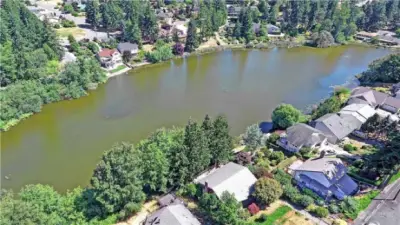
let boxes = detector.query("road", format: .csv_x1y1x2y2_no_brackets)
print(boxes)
354,179,400,225
36,1,108,41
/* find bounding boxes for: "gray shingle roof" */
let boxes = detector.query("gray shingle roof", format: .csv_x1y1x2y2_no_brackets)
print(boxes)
286,123,326,148
294,157,346,182
314,113,360,141
145,204,200,225
117,42,138,53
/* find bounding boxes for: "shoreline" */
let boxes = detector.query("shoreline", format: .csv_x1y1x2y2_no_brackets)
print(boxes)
1,44,397,132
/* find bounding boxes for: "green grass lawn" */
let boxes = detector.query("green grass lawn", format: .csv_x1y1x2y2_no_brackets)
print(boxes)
389,170,400,184
254,205,292,225
356,190,380,213
110,65,127,73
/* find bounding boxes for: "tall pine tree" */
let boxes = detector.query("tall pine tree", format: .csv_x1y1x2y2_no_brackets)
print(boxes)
185,20,199,52
209,115,233,166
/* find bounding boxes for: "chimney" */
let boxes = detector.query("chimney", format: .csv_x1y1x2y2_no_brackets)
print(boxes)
320,150,326,158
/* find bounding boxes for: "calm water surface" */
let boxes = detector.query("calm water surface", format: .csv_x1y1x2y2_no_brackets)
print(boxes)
0,45,391,192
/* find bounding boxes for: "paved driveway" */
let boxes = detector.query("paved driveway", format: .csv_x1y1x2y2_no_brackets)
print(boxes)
354,179,400,225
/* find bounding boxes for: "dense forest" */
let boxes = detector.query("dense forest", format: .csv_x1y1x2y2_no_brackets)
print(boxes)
0,115,234,224
229,0,400,45
0,0,106,131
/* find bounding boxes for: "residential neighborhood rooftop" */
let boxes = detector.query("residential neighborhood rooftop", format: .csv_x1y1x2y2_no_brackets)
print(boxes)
285,123,326,148
144,204,200,225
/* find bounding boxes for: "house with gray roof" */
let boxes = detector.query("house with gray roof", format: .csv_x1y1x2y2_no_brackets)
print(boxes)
195,162,257,203
144,204,200,225
339,104,376,124
292,157,358,200
312,113,361,143
277,123,328,153
348,87,400,114
117,42,139,55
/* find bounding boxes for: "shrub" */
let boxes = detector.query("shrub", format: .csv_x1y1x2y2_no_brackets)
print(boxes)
253,178,283,206
272,104,308,129
172,42,184,56
344,144,357,152
283,185,300,201
61,20,76,28
298,195,314,207
267,133,280,144
328,204,340,214
53,24,61,29
314,207,329,218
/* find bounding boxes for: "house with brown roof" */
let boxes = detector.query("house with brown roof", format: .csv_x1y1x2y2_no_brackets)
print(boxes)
96,48,122,69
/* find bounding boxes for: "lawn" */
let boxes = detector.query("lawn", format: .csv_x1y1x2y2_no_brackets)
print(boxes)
56,27,86,38
254,205,292,225
389,170,400,184
355,190,380,213
277,156,298,170
109,65,127,73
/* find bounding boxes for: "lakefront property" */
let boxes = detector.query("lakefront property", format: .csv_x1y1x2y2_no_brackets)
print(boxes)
1,0,400,225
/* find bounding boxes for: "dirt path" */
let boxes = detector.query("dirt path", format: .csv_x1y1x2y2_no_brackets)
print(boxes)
115,200,158,225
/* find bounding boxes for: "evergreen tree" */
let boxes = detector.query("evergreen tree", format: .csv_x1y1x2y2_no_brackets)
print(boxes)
240,8,255,43
90,142,145,219
85,0,101,29
100,1,123,36
185,20,199,52
201,114,213,143
183,119,210,179
258,0,270,20
123,19,142,47
0,41,16,86
140,3,159,43
233,19,242,39
209,115,233,166
258,21,268,37
269,3,279,24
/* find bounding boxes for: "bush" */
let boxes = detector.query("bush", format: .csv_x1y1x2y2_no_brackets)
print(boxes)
172,42,184,56
298,195,314,207
272,104,308,129
267,133,280,144
344,144,357,152
146,41,173,63
71,12,79,17
253,178,283,206
314,207,329,218
328,204,340,214
53,24,61,29
61,20,76,28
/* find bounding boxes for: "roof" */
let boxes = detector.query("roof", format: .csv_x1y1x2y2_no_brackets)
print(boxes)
195,162,257,202
294,157,346,181
285,123,326,147
356,31,377,38
158,194,175,207
339,104,376,124
332,174,358,196
350,87,388,107
314,113,360,141
145,204,200,225
383,96,400,109
117,42,138,53
98,48,117,57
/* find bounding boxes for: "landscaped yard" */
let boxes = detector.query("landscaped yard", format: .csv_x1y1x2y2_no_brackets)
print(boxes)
256,205,292,225
250,204,311,225
110,65,127,73
56,27,86,38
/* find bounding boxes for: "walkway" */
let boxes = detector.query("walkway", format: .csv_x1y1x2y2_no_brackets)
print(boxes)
281,201,330,225
115,200,158,225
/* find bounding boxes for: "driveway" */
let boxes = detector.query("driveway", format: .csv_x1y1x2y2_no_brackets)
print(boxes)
354,179,400,225
36,1,108,41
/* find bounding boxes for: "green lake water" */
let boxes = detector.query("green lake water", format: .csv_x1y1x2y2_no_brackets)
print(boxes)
0,45,391,192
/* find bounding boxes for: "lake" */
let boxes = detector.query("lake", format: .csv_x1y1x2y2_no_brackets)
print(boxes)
0,45,391,192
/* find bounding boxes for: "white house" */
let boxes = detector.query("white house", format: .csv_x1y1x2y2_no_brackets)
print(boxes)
96,48,122,69
195,162,257,203
292,157,359,200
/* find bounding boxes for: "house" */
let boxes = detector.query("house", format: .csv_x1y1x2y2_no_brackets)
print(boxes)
276,123,328,153
312,113,361,143
143,204,200,225
339,104,376,124
195,162,257,203
292,157,359,200
355,31,400,46
117,42,139,55
227,5,242,18
348,87,400,114
97,48,122,69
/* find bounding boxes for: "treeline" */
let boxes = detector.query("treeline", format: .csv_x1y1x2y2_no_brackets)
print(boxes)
0,0,106,131
0,115,233,223
86,0,158,46
185,0,228,51
358,54,400,84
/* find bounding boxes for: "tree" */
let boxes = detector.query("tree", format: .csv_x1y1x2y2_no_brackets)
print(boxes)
209,115,233,166
311,30,335,48
253,178,283,206
258,0,270,20
243,124,263,152
100,1,123,36
123,19,142,47
85,0,101,29
258,21,268,37
183,119,210,179
140,3,159,43
137,139,169,194
272,104,306,129
146,41,173,63
172,42,184,56
233,19,242,39
0,41,16,86
185,20,199,52
240,8,255,43
90,142,145,219
359,54,400,84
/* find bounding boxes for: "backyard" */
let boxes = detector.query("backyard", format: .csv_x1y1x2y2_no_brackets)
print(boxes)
250,205,313,225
